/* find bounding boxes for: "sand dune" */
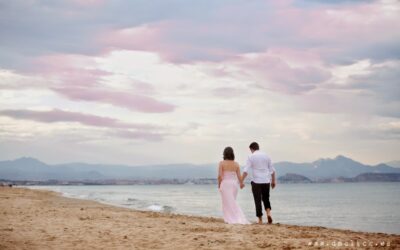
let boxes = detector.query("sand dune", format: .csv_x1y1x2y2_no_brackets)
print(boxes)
1,187,399,249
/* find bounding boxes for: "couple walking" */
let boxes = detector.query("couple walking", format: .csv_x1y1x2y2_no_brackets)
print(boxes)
218,142,276,225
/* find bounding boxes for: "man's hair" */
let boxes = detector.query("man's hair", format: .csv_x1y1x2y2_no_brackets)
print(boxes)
223,147,235,160
249,142,259,151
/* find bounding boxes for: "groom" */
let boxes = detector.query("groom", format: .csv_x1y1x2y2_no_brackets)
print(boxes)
241,142,276,224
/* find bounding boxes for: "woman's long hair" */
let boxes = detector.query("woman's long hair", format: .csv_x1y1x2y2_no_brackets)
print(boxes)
223,147,235,160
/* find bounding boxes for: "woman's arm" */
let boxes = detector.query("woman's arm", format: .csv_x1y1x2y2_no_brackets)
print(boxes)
218,162,223,188
236,163,245,189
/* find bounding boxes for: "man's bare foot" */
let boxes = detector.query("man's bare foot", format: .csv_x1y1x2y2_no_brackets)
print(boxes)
257,217,263,225
267,215,273,224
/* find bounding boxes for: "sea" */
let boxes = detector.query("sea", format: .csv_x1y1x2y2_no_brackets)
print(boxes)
28,182,400,235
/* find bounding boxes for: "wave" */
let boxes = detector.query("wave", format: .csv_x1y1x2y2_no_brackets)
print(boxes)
147,204,175,213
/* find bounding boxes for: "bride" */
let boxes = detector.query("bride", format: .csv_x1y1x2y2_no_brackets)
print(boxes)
218,146,250,224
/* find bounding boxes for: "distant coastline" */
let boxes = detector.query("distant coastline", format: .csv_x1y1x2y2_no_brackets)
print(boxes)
1,156,400,185
2,172,400,186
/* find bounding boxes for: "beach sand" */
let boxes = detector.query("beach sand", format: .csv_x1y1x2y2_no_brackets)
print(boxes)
1,187,399,249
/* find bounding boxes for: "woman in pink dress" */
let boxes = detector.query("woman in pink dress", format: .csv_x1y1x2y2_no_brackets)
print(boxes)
218,147,250,224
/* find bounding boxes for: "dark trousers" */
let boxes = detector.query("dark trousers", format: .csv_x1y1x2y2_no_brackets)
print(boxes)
251,181,271,218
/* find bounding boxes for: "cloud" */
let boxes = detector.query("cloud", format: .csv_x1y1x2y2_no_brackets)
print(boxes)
234,53,332,94
0,0,398,100
346,62,400,102
301,60,400,117
198,50,331,95
0,109,155,129
52,86,175,113
0,0,226,69
0,0,399,164
295,0,375,6
99,22,242,63
109,129,164,141
70,0,105,7
97,0,400,64
342,121,400,141
295,90,400,119
0,109,166,141
3,53,176,113
2,0,398,71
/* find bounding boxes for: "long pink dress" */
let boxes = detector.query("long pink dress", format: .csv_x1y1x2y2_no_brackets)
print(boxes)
219,171,250,224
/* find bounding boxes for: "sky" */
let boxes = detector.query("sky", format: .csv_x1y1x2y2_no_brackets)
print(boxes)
0,0,399,166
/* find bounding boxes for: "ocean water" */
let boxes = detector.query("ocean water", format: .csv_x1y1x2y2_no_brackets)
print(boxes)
28,183,400,234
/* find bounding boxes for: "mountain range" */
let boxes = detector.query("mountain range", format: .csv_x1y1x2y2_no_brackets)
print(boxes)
1,155,400,181
386,160,400,168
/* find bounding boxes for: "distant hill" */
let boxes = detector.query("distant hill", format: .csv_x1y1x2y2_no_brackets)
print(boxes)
386,161,400,168
278,172,400,183
0,155,399,181
0,157,216,181
0,157,105,181
274,155,400,180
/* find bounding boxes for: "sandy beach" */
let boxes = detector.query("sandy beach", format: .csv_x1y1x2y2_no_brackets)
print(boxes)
1,187,399,249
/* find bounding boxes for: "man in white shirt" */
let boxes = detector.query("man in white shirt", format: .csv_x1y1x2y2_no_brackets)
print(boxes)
241,142,276,224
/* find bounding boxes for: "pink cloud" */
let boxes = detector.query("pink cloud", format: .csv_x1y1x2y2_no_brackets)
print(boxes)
52,87,175,113
266,47,323,65
99,22,240,63
29,54,175,113
296,4,398,43
131,81,156,95
0,109,157,129
32,54,109,87
0,109,166,141
229,53,332,94
97,1,399,65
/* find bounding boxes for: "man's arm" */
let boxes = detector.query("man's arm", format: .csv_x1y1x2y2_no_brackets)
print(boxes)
270,159,276,189
240,172,247,189
271,171,276,189
241,156,251,186
242,172,248,182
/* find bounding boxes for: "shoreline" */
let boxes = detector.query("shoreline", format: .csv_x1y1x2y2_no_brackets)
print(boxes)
24,185,399,235
1,187,399,249
25,183,400,235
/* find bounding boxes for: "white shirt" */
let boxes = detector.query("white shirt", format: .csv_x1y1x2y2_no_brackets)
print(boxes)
243,150,276,184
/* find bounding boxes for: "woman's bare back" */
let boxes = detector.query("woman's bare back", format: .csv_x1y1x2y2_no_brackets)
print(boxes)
218,160,242,184
220,160,239,172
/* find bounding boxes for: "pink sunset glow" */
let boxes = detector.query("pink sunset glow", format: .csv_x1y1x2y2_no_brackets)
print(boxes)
0,0,398,165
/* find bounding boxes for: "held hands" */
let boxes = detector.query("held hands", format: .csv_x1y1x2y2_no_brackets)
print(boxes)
240,182,245,189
